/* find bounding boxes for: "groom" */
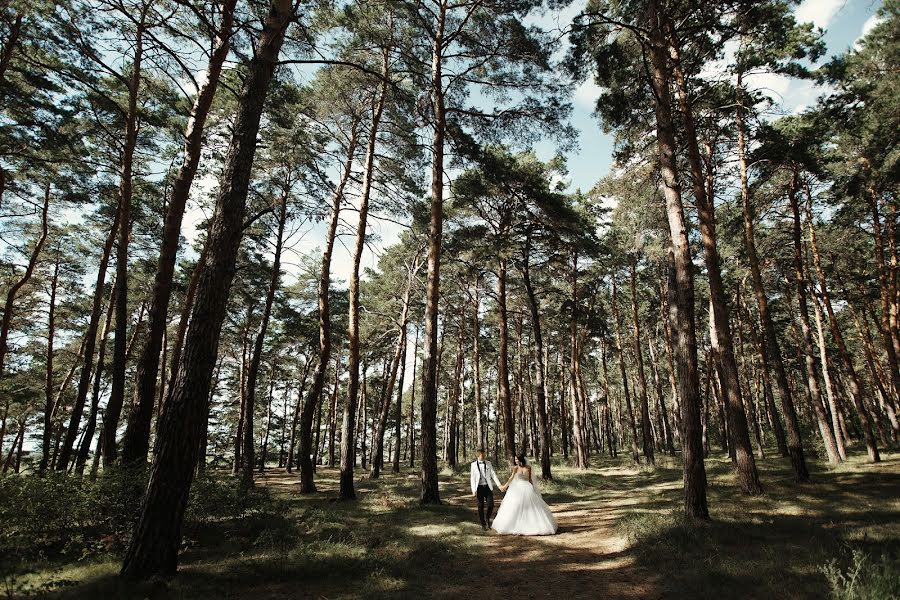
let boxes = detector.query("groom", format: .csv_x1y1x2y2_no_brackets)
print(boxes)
470,448,503,530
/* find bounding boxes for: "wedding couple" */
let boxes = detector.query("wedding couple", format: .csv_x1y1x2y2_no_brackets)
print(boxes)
470,449,558,535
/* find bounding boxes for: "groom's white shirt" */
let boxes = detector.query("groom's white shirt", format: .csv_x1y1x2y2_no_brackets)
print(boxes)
470,459,503,495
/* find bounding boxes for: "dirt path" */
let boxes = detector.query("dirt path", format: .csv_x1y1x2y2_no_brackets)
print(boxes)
430,466,674,600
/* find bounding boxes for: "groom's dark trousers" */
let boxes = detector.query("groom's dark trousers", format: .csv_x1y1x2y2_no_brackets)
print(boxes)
476,484,494,527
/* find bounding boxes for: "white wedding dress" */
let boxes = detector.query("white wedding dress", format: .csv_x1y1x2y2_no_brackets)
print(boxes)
492,469,558,536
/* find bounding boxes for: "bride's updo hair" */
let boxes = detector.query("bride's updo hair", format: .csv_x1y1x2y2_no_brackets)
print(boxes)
516,453,527,467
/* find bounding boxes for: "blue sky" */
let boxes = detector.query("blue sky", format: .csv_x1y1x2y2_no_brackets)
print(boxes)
180,0,886,291
555,0,886,192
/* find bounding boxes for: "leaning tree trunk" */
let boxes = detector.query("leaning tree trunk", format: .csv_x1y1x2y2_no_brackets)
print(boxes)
736,71,807,481
121,0,237,465
342,54,389,498
520,238,552,480
666,33,759,492
241,196,288,488
807,199,880,462
647,0,708,518
629,260,655,465
57,196,120,470
74,283,116,475
371,256,417,478
419,0,447,504
296,124,360,493
0,183,49,379
786,175,842,464
103,13,146,466
120,0,293,579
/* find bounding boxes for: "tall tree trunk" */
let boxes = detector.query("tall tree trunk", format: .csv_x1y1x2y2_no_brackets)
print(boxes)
807,201,880,462
286,355,312,473
868,188,900,403
736,290,766,459
629,260,655,465
470,276,484,451
786,176,842,464
122,0,237,465
104,12,147,466
296,124,360,493
409,324,418,468
120,0,293,578
845,291,899,442
241,196,288,488
520,238,552,480
74,283,117,475
646,0,708,517
648,333,674,454
447,317,464,468
259,371,275,471
612,278,640,463
57,196,121,470
342,55,389,497
660,259,681,445
328,348,341,468
568,253,588,468
736,71,807,481
392,333,406,473
39,256,60,475
666,32,759,491
600,340,617,457
419,0,447,504
371,257,418,478
496,257,516,464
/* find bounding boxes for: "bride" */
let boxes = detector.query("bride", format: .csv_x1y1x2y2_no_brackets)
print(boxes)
492,453,558,536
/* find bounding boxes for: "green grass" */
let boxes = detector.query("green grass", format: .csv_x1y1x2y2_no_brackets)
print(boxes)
3,449,898,599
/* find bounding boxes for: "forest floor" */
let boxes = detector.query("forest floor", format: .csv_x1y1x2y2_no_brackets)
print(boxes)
11,449,900,599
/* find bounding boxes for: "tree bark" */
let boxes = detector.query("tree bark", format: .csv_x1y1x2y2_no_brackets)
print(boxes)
74,281,117,475
496,257,516,464
103,11,147,466
409,324,419,467
296,123,360,493
736,71,807,481
372,257,417,478
612,278,640,463
57,194,121,470
520,239,552,479
241,196,288,487
807,199,880,462
342,53,389,497
786,176,842,463
419,0,447,504
39,256,60,475
122,0,237,465
568,253,589,468
629,260,655,465
120,0,293,578
646,0,708,517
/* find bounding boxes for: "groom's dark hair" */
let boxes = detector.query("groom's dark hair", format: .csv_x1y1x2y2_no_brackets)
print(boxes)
477,448,486,455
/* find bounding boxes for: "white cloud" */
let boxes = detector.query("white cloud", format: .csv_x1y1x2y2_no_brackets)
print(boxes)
795,0,845,30
573,78,601,110
854,14,884,48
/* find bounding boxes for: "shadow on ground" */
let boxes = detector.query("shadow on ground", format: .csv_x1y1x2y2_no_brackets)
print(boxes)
28,450,900,599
